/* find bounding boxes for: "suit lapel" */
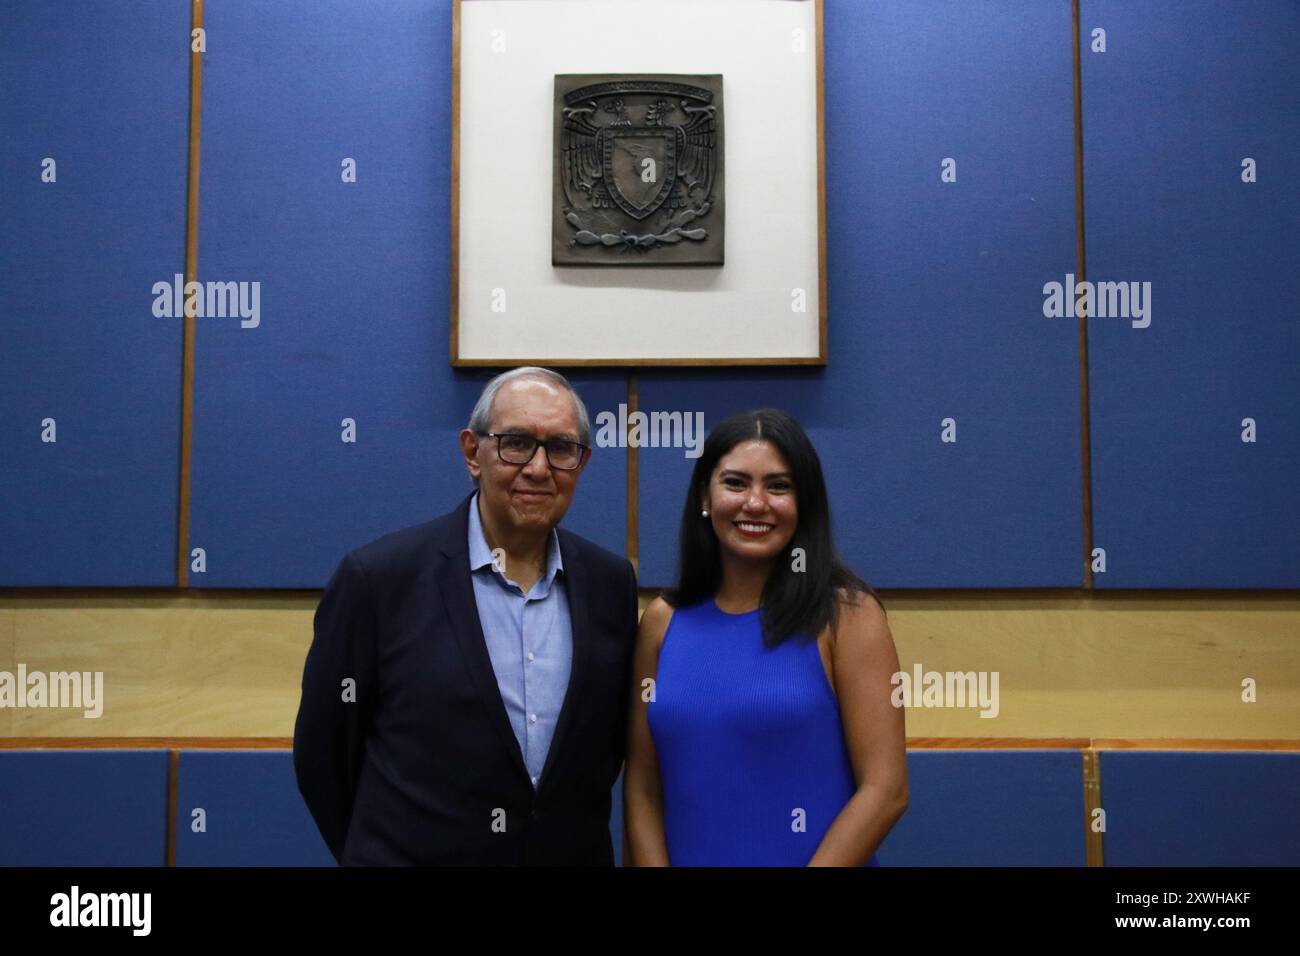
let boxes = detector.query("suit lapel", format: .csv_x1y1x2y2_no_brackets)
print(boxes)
536,530,591,794
436,493,531,783
436,494,595,794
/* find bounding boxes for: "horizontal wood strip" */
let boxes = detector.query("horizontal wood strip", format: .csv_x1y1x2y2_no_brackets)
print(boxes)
907,737,1090,749
0,737,294,749
1090,738,1300,751
5,736,1298,751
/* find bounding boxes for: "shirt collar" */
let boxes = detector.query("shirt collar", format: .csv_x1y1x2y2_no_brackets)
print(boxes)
467,489,564,585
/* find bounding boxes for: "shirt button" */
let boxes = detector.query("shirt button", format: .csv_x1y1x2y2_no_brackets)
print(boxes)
531,775,538,786
527,651,535,662
529,713,538,723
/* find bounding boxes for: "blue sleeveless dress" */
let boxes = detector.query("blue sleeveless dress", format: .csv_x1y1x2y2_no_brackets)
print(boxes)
648,598,881,866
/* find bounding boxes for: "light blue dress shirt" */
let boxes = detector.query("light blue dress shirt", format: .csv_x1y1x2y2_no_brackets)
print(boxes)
467,490,574,789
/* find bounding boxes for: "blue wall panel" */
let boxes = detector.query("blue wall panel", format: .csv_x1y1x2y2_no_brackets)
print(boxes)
0,750,169,865
2,2,1294,591
876,750,1086,866
0,0,187,586
1081,1,1300,587
188,0,626,587
175,750,622,866
6,748,1299,866
1100,751,1300,866
638,0,1083,588
175,750,335,866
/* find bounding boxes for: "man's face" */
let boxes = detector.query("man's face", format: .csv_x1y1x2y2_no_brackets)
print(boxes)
459,378,589,539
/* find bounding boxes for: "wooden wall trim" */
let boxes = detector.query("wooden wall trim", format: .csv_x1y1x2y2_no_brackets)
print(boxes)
166,749,179,866
5,737,1298,751
0,738,294,749
1090,738,1300,751
1082,749,1103,866
907,737,1090,749
1072,0,1095,592
626,372,639,574
176,0,205,588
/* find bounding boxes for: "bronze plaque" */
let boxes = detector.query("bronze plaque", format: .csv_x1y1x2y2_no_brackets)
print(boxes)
553,74,724,267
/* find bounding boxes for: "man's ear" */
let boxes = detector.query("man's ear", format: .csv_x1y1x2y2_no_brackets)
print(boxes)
459,428,481,482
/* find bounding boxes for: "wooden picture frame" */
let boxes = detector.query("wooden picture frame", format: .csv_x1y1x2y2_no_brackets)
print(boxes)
450,0,827,367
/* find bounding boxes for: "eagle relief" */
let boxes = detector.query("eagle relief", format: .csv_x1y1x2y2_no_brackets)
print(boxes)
553,74,724,266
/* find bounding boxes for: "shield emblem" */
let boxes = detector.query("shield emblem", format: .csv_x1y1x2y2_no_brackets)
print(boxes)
598,126,683,220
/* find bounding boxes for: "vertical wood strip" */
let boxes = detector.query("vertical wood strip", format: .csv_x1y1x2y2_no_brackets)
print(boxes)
1082,746,1104,866
1072,0,1095,590
177,0,204,588
814,0,828,362
166,748,179,866
626,373,639,575
449,0,462,364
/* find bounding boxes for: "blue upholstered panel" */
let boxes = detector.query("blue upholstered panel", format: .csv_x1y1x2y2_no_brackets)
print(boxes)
0,0,186,586
0,750,169,866
175,750,335,866
1100,750,1300,866
186,0,626,586
1081,0,1300,587
638,0,1083,588
876,750,1086,867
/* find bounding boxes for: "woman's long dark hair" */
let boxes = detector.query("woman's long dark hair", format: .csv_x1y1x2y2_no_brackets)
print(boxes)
663,408,883,647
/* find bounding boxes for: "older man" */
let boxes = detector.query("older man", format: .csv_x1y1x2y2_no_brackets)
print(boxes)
294,367,638,865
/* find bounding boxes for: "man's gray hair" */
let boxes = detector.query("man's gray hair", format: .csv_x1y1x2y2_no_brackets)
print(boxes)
466,366,591,446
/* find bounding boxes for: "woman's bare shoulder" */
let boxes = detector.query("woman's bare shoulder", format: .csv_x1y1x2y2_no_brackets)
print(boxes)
831,586,890,646
638,594,676,649
836,584,885,611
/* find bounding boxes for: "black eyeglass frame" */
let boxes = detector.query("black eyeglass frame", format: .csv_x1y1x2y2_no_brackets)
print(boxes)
476,431,589,471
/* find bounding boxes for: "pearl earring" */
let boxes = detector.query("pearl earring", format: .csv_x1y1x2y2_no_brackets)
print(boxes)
701,509,709,517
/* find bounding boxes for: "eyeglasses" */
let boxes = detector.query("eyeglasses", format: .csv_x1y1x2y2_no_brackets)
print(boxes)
478,432,588,471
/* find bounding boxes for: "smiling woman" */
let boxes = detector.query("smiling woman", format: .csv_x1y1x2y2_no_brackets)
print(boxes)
666,408,881,643
624,408,908,867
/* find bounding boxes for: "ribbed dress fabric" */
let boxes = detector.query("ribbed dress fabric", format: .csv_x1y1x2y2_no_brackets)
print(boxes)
648,598,881,866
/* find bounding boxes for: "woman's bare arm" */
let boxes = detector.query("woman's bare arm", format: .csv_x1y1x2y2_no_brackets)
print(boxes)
807,591,909,866
623,595,674,866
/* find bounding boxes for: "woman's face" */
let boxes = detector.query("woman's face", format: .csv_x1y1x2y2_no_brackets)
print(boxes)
701,439,798,563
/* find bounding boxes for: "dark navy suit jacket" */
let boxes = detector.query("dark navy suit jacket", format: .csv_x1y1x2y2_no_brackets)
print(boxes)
293,491,639,865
